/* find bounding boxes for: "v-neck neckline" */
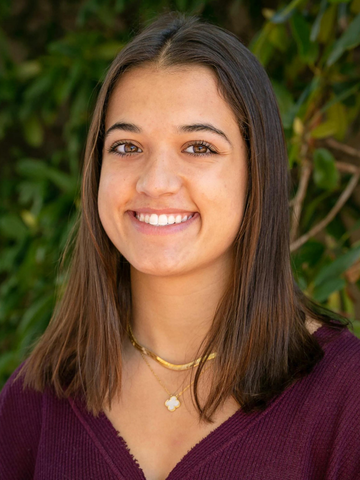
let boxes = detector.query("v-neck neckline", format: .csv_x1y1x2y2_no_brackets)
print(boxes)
70,393,260,480
68,324,336,480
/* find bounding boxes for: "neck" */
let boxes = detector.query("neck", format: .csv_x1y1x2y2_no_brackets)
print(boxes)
128,258,232,364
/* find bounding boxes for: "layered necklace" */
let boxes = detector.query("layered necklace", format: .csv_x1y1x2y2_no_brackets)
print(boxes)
127,322,217,412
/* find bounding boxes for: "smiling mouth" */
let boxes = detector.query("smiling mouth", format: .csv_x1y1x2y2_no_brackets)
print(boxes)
132,211,195,226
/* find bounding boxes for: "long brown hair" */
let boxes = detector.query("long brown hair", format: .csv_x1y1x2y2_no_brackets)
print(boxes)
18,11,351,422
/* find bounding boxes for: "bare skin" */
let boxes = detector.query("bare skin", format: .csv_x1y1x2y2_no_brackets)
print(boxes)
98,64,322,480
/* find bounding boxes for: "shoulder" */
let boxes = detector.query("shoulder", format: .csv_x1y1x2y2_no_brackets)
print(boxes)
0,362,44,479
316,323,360,365
306,324,360,432
311,325,360,477
0,361,43,410
312,323,360,380
285,323,360,417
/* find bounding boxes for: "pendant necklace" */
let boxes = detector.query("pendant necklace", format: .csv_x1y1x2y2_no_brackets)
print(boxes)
139,351,212,412
127,322,217,371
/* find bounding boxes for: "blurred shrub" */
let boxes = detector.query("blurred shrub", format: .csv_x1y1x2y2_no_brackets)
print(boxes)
1,0,360,386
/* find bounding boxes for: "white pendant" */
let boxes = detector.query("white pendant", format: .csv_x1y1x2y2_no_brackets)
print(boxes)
165,395,180,412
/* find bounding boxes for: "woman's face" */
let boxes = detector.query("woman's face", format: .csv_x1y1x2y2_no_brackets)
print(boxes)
98,64,248,277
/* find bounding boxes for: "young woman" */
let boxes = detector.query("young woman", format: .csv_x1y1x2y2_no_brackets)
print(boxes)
1,11,359,480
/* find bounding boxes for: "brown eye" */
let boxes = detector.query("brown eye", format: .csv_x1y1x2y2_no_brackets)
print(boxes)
183,142,216,156
193,145,208,153
123,144,139,153
109,142,143,156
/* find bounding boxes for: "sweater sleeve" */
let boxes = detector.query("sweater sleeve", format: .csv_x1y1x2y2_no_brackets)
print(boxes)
327,396,360,479
0,364,43,480
324,334,360,480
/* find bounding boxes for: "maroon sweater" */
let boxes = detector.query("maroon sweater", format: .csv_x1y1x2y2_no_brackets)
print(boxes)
1,324,360,479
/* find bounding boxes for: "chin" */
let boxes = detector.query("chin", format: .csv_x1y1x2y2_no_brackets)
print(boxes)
130,258,189,277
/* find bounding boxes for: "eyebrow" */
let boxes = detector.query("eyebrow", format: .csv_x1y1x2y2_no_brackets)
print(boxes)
104,121,232,147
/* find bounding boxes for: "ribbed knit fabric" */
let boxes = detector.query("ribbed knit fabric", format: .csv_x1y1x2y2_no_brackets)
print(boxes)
1,324,360,479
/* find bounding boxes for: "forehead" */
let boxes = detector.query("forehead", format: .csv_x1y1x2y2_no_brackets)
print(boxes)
105,64,238,128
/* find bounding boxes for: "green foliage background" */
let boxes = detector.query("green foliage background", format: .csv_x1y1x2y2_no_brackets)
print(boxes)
1,0,360,387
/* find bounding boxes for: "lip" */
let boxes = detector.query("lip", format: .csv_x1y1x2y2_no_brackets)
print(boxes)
127,211,199,236
131,208,196,215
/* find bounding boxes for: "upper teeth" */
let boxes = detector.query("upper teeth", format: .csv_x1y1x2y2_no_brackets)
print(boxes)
136,213,193,226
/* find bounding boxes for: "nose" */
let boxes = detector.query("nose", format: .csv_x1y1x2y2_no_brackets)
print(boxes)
135,151,182,198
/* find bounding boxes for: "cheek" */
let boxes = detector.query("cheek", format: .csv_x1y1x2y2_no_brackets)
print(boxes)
98,171,123,232
225,160,248,211
97,185,110,237
98,169,129,212
203,167,247,241
201,166,246,215
98,174,111,218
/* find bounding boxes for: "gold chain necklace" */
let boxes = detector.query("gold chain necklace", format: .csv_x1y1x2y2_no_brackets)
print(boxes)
127,322,217,371
139,351,211,412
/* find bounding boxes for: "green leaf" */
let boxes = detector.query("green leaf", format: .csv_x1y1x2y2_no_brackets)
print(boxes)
54,62,83,105
302,189,334,227
0,351,21,381
269,0,305,23
20,210,37,228
268,24,288,52
0,246,20,273
24,74,53,104
291,239,325,270
327,13,360,65
313,245,360,287
351,0,360,13
313,277,346,302
318,4,337,43
326,214,347,240
328,102,348,139
290,12,319,63
114,0,125,13
339,218,360,246
0,214,28,241
249,24,275,66
16,159,48,179
94,41,124,60
328,0,350,3
320,82,360,114
18,294,53,335
175,0,188,11
288,139,301,168
313,148,339,190
293,76,321,118
45,169,76,193
16,159,75,193
23,116,44,147
16,60,41,81
271,81,295,129
312,99,350,141
297,275,308,290
310,0,328,42
311,120,338,138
